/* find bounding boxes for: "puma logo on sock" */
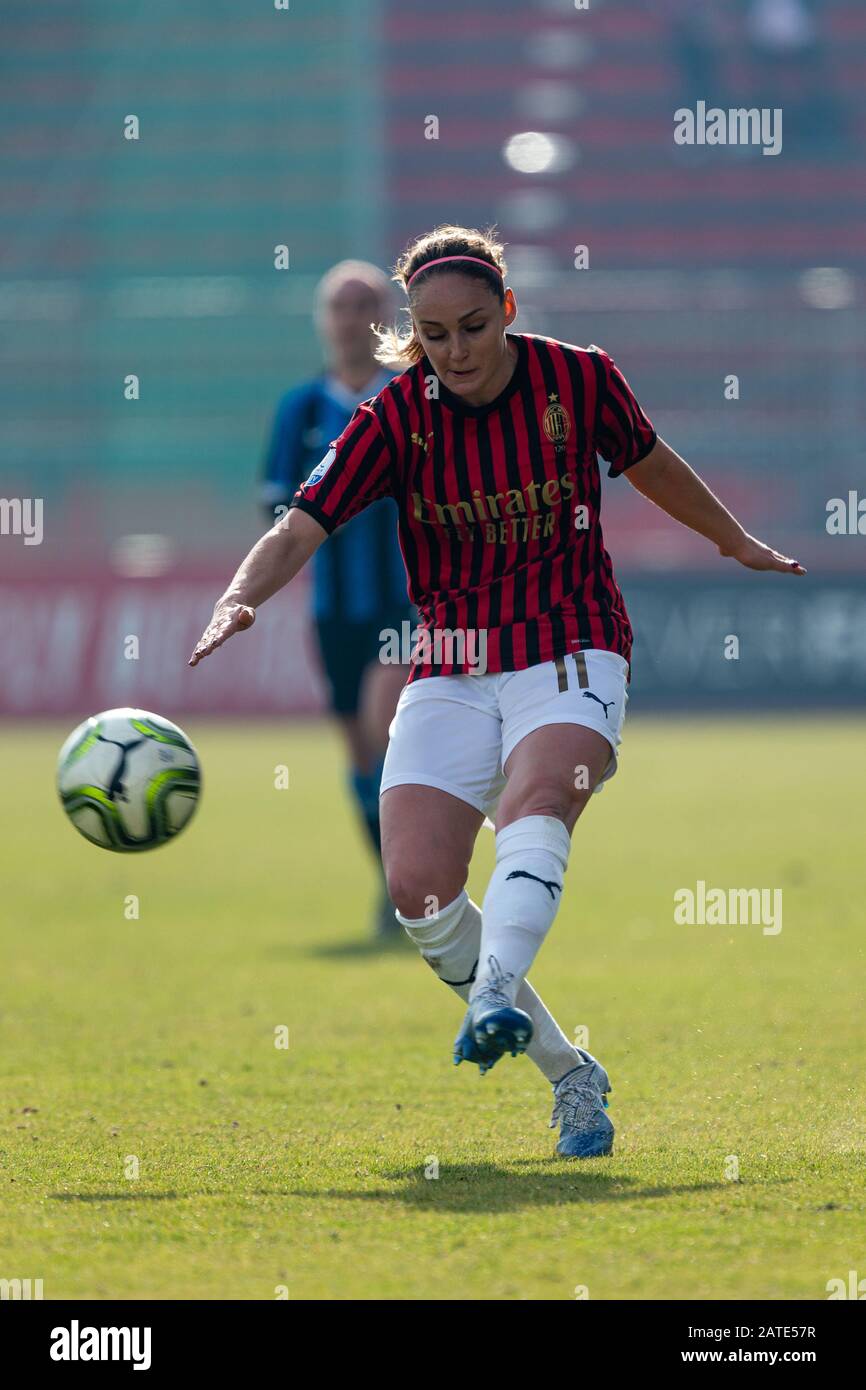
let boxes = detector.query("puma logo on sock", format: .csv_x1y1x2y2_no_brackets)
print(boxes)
506,869,562,901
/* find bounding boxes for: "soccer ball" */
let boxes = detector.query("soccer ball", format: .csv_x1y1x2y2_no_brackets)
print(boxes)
56,708,202,852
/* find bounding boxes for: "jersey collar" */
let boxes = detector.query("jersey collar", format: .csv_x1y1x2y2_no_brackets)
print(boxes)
423,332,528,417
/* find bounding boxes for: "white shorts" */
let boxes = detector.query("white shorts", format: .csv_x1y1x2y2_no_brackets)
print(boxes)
380,649,629,820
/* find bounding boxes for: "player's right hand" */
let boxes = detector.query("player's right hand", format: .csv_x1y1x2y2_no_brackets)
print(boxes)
723,533,807,575
188,601,256,666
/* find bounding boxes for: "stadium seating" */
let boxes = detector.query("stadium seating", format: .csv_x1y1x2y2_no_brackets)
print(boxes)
0,0,861,564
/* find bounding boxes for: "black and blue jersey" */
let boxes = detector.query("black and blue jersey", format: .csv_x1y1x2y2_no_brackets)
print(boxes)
259,370,409,623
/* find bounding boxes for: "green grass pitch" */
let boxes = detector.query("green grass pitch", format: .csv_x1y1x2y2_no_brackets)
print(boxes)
1,716,864,1301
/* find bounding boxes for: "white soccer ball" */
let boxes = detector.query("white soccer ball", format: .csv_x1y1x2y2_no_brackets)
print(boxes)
56,708,202,852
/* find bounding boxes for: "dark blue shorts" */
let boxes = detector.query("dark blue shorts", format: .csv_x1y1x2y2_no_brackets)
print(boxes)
314,611,414,716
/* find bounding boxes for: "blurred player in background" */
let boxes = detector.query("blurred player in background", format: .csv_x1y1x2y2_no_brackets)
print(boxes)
258,262,411,939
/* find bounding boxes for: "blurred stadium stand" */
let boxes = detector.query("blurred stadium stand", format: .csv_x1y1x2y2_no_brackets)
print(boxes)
1,0,863,712
0,0,386,560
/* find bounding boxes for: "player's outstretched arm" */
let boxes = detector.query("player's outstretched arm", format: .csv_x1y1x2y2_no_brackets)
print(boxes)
188,507,327,666
626,437,806,575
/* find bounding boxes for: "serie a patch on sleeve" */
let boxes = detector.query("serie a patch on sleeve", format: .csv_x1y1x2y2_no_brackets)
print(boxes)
304,448,336,488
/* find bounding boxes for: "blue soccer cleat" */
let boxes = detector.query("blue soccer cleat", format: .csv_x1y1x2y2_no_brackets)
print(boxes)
452,956,534,1075
549,1055,614,1158
452,1011,504,1074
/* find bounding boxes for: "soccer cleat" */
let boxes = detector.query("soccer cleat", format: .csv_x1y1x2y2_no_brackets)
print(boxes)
452,1011,503,1074
452,955,534,1075
549,1056,614,1158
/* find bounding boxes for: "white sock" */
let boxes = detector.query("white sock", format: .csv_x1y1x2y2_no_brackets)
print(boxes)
397,890,583,1083
471,815,571,1006
396,890,479,993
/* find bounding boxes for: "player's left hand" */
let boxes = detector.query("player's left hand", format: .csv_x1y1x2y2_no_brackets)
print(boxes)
722,533,806,575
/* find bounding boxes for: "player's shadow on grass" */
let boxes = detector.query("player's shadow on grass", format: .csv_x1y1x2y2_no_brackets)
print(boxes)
292,934,415,961
292,1165,737,1213
49,1192,184,1202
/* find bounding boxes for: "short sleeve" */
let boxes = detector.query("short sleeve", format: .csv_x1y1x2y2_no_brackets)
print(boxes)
289,401,396,534
258,386,317,519
591,346,657,479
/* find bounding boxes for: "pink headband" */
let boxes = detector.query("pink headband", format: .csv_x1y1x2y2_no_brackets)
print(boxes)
406,255,503,289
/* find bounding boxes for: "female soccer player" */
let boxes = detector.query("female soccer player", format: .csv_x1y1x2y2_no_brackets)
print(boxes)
189,225,805,1159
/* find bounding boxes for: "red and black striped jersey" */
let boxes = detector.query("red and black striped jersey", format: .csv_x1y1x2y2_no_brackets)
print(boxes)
289,332,656,680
